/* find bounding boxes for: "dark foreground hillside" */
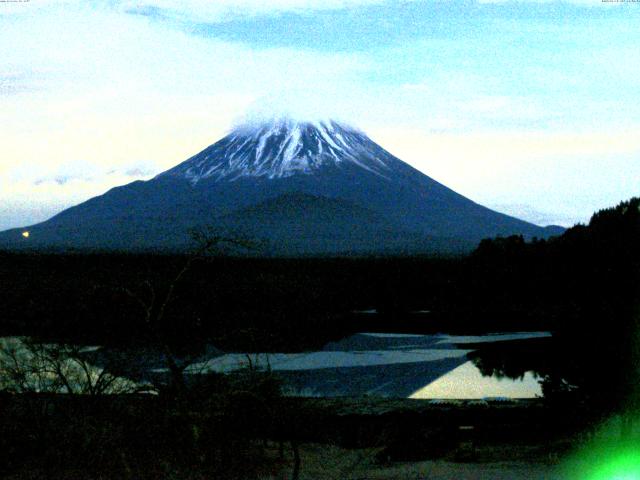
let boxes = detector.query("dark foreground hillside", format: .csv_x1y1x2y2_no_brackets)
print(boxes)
0,392,586,480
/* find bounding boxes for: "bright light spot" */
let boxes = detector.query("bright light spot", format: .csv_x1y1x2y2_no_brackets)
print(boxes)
409,361,542,399
21,231,29,238
567,443,640,480
587,449,640,480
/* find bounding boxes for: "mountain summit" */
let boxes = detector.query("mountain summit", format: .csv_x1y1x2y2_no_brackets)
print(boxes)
0,117,563,254
160,119,390,182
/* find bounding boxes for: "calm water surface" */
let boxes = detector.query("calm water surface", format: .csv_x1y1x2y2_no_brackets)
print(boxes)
1,332,549,399
188,332,550,399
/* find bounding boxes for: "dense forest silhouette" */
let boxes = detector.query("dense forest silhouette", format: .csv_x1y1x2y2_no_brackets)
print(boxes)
474,197,640,420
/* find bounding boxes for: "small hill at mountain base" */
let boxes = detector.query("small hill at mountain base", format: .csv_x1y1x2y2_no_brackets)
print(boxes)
0,118,563,255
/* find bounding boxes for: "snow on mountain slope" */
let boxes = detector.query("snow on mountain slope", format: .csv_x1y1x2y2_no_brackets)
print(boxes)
0,116,564,254
160,118,392,182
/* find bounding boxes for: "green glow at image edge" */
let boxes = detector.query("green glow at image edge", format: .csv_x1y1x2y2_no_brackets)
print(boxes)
580,448,640,480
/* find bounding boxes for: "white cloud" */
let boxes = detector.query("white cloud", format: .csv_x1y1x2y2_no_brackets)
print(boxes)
0,0,412,21
119,0,406,21
0,0,80,16
0,154,159,230
1,0,638,231
0,177,140,231
0,2,374,229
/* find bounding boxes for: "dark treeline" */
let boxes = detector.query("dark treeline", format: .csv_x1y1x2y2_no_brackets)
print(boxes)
0,251,463,351
1,201,638,348
0,250,546,353
473,197,640,423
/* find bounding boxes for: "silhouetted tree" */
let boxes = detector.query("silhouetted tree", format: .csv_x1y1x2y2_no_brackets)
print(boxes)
122,227,256,396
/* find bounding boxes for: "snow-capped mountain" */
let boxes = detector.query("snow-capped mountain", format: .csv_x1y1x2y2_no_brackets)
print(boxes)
0,117,564,254
161,118,391,182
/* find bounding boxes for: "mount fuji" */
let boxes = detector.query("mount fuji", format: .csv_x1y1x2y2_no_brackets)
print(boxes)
0,118,563,255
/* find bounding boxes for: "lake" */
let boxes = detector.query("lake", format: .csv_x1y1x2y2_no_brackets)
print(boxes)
185,332,550,399
0,332,550,399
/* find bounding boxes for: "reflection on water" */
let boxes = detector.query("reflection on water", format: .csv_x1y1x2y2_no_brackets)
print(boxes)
435,332,551,345
189,332,550,399
0,337,140,394
186,348,470,373
0,332,550,399
409,361,542,399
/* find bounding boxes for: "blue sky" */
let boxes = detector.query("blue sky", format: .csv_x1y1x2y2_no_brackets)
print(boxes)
1,0,639,229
